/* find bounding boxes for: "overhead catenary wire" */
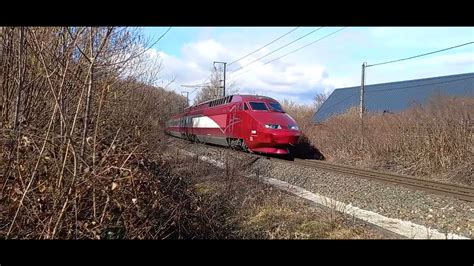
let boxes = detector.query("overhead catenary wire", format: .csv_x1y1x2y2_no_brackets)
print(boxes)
180,84,210,88
228,27,300,67
229,27,324,75
264,27,347,65
181,75,212,88
228,27,346,81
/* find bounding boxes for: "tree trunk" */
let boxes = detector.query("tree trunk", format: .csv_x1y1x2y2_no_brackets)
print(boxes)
13,27,24,130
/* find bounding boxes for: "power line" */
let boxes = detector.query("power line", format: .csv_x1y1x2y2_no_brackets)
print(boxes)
264,27,347,65
144,27,172,52
189,86,201,95
181,75,212,88
228,27,299,67
229,27,324,75
227,68,253,81
106,26,171,66
153,27,172,46
228,27,346,81
135,27,172,59
181,84,210,88
367,41,474,67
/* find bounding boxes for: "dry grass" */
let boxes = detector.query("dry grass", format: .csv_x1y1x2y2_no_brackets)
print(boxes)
304,96,473,185
175,151,382,239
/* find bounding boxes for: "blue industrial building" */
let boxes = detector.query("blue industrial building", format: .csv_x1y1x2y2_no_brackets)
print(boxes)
313,72,474,123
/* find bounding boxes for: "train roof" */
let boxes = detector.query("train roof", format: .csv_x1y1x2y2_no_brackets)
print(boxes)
169,94,280,120
179,94,276,111
191,94,277,107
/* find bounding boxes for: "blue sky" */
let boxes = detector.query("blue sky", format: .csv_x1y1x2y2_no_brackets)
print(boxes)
140,27,474,104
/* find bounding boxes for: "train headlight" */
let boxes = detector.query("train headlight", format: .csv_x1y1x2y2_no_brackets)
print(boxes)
265,124,282,129
289,125,299,130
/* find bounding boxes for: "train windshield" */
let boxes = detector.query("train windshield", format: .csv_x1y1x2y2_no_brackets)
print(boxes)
268,102,284,112
249,102,268,111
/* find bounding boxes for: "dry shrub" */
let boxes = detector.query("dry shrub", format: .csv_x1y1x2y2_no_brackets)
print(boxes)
281,99,316,133
0,27,193,239
306,96,473,184
281,100,325,159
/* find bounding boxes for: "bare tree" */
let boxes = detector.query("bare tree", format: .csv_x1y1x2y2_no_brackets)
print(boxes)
193,68,239,105
313,91,330,112
193,68,222,104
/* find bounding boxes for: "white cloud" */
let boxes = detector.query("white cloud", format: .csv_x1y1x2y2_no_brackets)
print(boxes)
229,62,330,94
145,37,345,104
141,27,473,104
182,39,226,64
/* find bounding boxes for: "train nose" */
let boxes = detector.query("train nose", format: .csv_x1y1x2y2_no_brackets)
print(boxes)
270,131,301,145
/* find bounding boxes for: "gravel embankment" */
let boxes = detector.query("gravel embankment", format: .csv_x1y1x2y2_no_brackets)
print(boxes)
167,137,474,239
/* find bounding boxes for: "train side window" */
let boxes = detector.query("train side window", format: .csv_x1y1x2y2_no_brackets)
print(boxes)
243,103,249,110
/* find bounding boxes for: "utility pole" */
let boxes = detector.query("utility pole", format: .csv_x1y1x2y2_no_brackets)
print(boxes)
181,91,189,108
214,61,227,97
360,62,366,119
360,62,367,148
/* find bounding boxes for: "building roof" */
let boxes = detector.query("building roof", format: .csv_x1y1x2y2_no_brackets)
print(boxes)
313,72,474,123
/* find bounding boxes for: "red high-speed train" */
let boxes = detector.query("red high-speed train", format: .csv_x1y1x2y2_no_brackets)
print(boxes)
165,94,301,155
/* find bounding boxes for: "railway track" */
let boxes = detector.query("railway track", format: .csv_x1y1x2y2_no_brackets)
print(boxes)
264,156,473,202
173,138,474,202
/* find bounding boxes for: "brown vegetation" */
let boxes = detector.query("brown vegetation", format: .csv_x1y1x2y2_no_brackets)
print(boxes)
0,27,187,238
304,96,473,185
166,150,381,239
